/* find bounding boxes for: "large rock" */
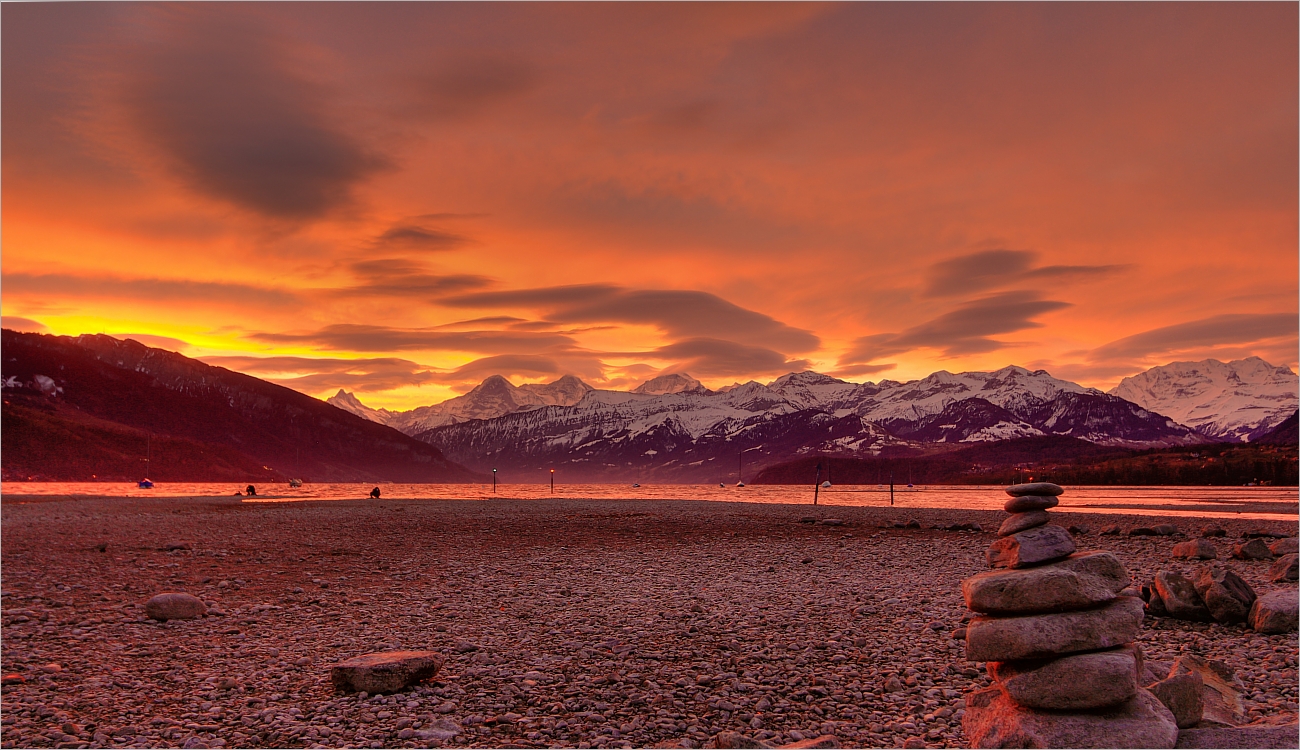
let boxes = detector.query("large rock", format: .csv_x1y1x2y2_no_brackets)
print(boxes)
1171,539,1217,560
963,686,1178,749
998,510,1051,537
1269,537,1298,556
1267,553,1298,582
1003,495,1060,513
1169,656,1244,727
1005,482,1064,497
1147,671,1203,728
1231,539,1272,560
144,592,207,621
1249,589,1299,634
964,551,1130,615
986,525,1076,569
988,646,1141,710
330,651,444,694
1153,572,1213,622
966,596,1145,662
1175,722,1299,749
1190,566,1256,624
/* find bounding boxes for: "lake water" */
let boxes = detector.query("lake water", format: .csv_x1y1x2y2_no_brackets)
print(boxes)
2,482,1296,520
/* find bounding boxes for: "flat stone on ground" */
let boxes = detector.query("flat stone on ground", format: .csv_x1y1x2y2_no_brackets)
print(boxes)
1005,482,1064,497
1269,537,1298,556
963,551,1130,615
1174,722,1299,749
997,510,1051,537
144,592,207,621
1249,589,1299,634
330,651,444,694
1171,539,1217,560
989,645,1141,710
963,686,1178,749
1169,656,1244,728
986,524,1075,569
965,596,1145,662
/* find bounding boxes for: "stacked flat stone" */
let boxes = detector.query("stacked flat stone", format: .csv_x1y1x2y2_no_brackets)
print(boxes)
961,482,1179,749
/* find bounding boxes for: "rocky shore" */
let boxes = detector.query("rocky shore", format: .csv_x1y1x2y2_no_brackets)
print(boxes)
2,494,1295,748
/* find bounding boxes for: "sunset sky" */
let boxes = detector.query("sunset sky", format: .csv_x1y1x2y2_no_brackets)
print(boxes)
3,2,1296,411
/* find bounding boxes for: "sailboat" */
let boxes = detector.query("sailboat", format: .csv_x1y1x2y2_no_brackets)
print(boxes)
138,434,153,489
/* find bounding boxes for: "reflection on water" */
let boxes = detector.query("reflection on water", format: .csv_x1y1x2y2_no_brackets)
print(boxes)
2,481,1295,520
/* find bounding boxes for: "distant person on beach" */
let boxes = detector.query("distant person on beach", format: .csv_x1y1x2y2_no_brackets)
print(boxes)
245,485,257,496
370,487,381,498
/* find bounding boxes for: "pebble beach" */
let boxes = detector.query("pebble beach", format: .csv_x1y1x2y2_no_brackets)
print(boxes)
1,493,1296,749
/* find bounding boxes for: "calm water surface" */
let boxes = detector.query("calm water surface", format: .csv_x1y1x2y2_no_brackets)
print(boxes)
3,482,1295,520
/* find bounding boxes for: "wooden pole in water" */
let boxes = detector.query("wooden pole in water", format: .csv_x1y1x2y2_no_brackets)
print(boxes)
814,462,822,505
550,468,555,495
890,471,894,506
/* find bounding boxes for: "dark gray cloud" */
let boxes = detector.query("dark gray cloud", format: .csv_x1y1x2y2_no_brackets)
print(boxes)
125,13,386,220
441,284,819,352
3,272,299,308
373,224,470,251
339,259,492,298
841,291,1071,363
621,337,810,377
122,334,191,352
202,354,439,393
829,362,898,378
924,249,1128,297
247,324,577,354
1088,313,1297,362
442,354,561,380
1,316,50,333
408,57,540,119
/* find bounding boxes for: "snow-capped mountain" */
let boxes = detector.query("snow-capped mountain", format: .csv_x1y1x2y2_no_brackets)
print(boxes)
383,365,1200,482
1109,357,1299,441
328,373,592,433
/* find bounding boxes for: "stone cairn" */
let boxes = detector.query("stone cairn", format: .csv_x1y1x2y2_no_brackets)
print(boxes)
960,482,1180,749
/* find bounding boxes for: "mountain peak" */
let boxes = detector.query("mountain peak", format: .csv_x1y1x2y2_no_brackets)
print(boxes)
632,372,706,395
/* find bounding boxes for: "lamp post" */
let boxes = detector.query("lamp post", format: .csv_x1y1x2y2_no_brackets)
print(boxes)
550,468,555,494
492,468,497,494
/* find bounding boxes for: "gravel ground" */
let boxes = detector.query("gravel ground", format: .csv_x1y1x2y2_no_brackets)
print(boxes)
1,493,1295,749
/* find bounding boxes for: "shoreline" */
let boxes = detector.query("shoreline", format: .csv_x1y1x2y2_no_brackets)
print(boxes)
2,496,1296,748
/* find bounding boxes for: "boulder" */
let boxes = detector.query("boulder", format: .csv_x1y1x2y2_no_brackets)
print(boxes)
1003,495,1060,513
998,510,1051,537
963,551,1130,615
330,651,444,694
1130,527,1159,536
1068,525,1091,535
1200,526,1227,538
1269,537,1298,556
1248,589,1299,634
1147,672,1203,729
986,525,1076,569
1153,524,1179,536
1171,539,1217,560
1231,539,1272,560
1100,525,1123,535
1267,553,1298,582
963,686,1177,749
1005,482,1064,497
1175,722,1299,749
1168,656,1244,727
1153,572,1213,622
965,596,1145,662
1144,588,1170,618
144,592,207,621
988,646,1141,710
1190,566,1256,624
